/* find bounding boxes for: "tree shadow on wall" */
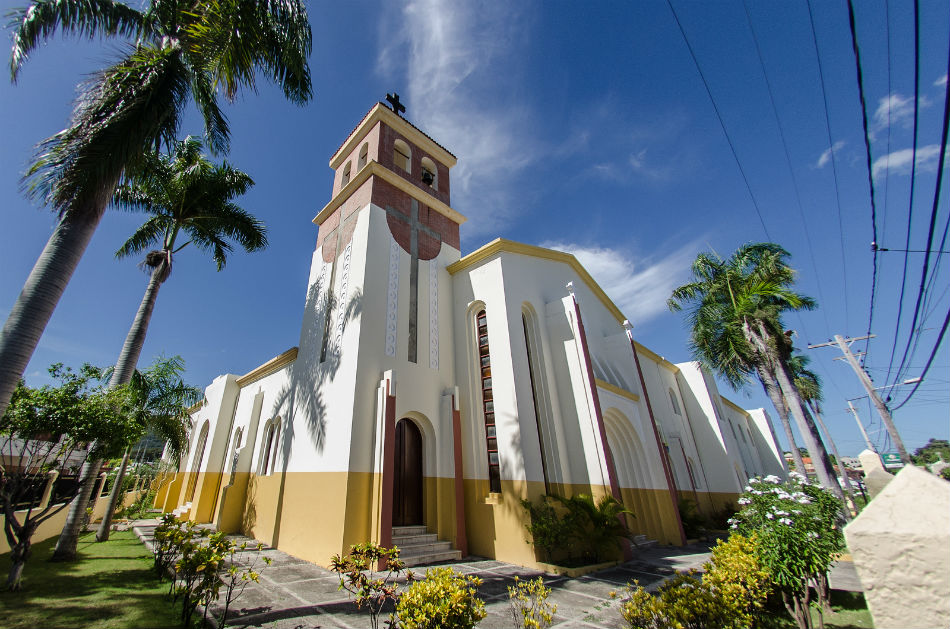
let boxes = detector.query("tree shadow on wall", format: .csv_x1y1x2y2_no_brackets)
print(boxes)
267,280,362,547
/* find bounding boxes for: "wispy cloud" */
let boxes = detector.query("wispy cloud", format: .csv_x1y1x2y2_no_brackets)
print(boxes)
936,74,948,87
872,92,930,139
871,144,950,178
377,1,536,237
537,240,702,325
815,140,845,169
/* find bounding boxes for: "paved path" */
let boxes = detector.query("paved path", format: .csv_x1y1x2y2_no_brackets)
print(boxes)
132,520,860,629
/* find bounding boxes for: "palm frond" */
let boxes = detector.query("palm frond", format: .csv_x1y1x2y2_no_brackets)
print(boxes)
9,0,145,81
115,216,167,258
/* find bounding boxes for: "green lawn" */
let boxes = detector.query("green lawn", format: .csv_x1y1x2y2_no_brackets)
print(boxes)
761,590,874,628
0,531,180,629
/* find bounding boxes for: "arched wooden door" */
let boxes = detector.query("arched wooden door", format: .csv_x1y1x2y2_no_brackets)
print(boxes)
393,419,423,526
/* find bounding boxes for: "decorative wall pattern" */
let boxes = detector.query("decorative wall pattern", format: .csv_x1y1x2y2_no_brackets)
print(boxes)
429,263,439,369
386,239,400,357
335,242,352,352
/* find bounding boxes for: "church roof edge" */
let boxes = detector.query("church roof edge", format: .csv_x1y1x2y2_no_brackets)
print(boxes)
236,347,298,388
329,103,457,170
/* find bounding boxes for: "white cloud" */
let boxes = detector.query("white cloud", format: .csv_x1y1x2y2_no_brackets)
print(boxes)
376,1,536,237
815,140,845,168
537,240,702,325
936,74,948,87
872,92,931,139
871,144,950,178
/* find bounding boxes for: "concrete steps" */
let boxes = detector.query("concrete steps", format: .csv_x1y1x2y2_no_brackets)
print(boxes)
633,535,658,549
392,525,461,567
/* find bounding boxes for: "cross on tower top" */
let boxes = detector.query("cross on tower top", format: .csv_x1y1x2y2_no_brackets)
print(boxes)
386,92,406,117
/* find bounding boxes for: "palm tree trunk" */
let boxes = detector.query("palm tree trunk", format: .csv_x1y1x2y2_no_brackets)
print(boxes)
757,367,804,474
809,402,857,507
772,359,845,502
51,456,102,561
0,207,108,419
97,257,169,541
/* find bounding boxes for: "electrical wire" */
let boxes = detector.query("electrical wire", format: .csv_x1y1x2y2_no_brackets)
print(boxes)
665,0,772,241
892,44,950,387
882,0,922,390
742,0,832,335
844,0,884,361
893,305,950,410
805,0,852,329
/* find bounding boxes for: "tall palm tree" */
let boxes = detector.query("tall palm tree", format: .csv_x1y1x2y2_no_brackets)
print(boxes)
91,138,262,540
0,0,312,423
788,353,856,506
96,355,201,541
668,243,843,501
4,0,309,561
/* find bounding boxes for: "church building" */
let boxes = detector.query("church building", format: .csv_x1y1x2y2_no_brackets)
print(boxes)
155,101,787,568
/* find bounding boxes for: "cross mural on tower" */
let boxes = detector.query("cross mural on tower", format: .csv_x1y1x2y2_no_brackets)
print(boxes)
386,92,406,117
385,199,440,363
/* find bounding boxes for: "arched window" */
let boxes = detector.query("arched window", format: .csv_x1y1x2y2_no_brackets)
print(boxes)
186,421,210,502
522,312,549,493
420,156,438,189
475,309,501,493
668,388,681,415
341,161,351,187
228,427,244,484
358,143,368,170
259,418,281,475
394,139,411,173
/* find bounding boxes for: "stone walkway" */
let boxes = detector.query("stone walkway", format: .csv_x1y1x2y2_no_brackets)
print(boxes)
132,520,861,629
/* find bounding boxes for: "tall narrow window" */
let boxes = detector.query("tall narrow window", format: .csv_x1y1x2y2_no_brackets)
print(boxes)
394,139,411,172
259,419,280,475
476,310,501,493
523,314,549,493
186,422,209,502
669,388,681,415
358,143,368,170
341,161,351,187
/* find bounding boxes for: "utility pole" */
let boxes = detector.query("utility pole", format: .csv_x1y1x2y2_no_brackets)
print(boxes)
809,334,910,463
846,400,876,452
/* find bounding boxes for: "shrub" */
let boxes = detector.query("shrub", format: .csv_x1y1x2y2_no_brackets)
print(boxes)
729,473,844,629
395,567,485,629
521,497,574,563
150,514,269,627
702,534,771,628
553,493,633,563
677,497,707,539
621,573,732,629
329,543,406,629
508,576,557,629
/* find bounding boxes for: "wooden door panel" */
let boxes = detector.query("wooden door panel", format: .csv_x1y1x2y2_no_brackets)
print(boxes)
393,419,423,526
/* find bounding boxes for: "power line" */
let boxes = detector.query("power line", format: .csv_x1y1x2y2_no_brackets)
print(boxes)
882,0,922,390
665,0,772,240
892,44,950,387
844,0,883,360
741,0,832,335
806,0,852,329
893,306,950,411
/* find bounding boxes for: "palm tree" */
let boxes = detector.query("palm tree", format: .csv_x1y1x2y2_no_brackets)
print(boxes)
4,0,309,561
788,353,856,506
96,355,201,541
668,243,843,501
0,0,312,423
92,139,262,540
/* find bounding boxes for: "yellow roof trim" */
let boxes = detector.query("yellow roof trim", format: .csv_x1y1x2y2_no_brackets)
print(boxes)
313,161,466,226
329,103,457,170
721,397,750,416
447,239,626,323
236,347,298,387
186,400,205,415
633,342,680,374
595,378,641,402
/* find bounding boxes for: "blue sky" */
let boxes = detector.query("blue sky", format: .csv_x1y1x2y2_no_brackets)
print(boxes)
1,0,947,459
